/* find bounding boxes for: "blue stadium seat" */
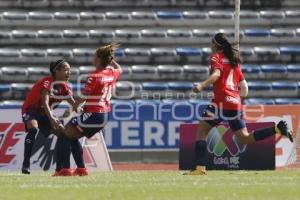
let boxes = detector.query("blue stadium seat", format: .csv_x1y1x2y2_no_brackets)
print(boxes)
280,47,300,55
115,49,124,57
142,82,168,91
287,64,300,79
168,82,193,91
124,48,150,56
271,82,298,97
274,98,300,105
176,47,202,56
261,64,287,79
244,98,275,105
247,82,272,97
241,64,261,79
156,11,182,19
244,28,270,37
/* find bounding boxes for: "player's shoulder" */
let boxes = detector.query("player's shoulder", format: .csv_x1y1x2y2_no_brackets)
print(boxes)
210,52,223,61
38,75,53,87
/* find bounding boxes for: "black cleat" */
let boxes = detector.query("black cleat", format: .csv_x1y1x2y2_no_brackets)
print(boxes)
21,167,30,175
276,120,293,143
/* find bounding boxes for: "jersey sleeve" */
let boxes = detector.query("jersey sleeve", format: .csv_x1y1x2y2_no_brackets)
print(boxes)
82,75,97,96
41,78,52,92
210,54,223,72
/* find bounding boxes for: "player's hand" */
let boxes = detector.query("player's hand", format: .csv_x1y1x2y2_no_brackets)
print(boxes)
193,83,204,93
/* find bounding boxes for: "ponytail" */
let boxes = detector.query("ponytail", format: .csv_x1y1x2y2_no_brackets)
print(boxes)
95,42,120,67
213,33,241,68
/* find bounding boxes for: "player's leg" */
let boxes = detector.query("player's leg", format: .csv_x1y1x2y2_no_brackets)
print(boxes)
187,105,220,175
71,139,88,176
22,113,39,174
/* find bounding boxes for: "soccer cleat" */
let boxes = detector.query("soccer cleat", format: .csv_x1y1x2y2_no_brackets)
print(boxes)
54,168,73,176
276,120,293,142
21,167,30,175
184,166,206,175
73,168,88,176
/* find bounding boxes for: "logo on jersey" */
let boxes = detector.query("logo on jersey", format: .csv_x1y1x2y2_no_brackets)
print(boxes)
225,96,240,104
102,77,114,82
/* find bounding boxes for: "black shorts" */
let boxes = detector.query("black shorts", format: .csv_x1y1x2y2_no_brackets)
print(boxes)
70,112,108,138
202,104,246,132
22,111,52,137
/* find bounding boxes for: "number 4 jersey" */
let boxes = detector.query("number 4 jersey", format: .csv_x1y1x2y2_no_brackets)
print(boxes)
82,66,121,113
210,52,245,110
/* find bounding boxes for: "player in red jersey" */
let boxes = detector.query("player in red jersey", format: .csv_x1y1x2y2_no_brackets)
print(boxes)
54,43,121,173
186,33,293,175
21,60,85,175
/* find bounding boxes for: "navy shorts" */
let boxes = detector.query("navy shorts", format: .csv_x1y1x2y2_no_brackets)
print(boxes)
70,112,108,138
22,111,52,137
202,104,246,132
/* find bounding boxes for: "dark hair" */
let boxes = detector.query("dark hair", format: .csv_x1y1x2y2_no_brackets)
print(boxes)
49,59,66,76
95,42,120,67
213,33,241,68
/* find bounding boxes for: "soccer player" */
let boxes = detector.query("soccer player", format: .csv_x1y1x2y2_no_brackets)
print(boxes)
187,33,293,175
54,43,121,171
21,60,85,175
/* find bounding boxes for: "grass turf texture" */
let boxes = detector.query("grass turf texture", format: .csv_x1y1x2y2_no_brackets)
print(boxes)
0,170,299,200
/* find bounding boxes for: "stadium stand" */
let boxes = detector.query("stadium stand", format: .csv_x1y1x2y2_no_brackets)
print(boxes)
0,0,299,105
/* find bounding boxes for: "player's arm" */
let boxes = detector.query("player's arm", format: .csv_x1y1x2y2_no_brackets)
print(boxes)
239,79,248,98
193,69,221,93
111,59,122,74
73,98,86,113
41,88,63,130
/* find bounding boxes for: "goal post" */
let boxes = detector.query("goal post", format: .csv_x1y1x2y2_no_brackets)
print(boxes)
234,0,240,50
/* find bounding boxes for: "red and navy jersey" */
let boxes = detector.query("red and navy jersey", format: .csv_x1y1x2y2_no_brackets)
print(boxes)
22,75,72,114
210,52,244,110
82,67,120,113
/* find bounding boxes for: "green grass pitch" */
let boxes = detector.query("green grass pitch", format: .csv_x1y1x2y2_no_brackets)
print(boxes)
0,170,299,200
